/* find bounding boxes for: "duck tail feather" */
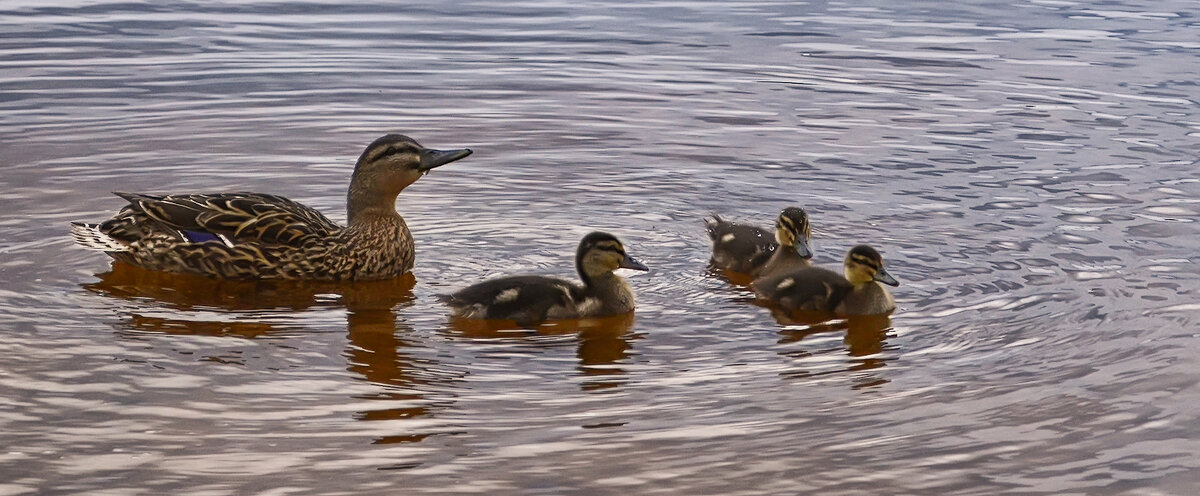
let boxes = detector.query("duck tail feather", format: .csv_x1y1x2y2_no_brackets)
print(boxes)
70,222,129,252
704,213,724,236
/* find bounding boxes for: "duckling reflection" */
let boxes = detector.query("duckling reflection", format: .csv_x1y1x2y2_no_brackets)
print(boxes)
84,262,446,441
773,311,894,388
445,312,637,391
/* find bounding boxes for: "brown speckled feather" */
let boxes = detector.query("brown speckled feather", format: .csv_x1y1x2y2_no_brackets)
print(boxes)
88,193,414,281
71,133,473,281
114,192,340,246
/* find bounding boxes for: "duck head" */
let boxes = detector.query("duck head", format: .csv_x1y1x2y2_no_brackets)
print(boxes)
775,207,813,259
843,244,899,286
576,231,649,284
347,134,472,222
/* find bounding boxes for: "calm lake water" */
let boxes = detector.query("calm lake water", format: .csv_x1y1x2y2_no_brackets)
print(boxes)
2,0,1199,494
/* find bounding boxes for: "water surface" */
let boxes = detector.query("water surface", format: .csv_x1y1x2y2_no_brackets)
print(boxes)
2,0,1199,494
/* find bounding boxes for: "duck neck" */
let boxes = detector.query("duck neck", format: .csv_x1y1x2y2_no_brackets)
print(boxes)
346,179,401,225
581,270,620,291
770,245,804,265
840,280,895,315
759,245,808,276
578,270,634,315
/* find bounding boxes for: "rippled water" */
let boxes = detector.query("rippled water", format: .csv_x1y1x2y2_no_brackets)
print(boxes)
2,0,1199,493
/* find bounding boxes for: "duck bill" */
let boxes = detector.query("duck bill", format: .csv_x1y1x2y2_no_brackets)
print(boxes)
794,238,813,259
418,147,473,171
619,255,649,271
874,267,899,287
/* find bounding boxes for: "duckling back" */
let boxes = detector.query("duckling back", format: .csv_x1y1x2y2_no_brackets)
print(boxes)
752,266,851,312
706,215,776,274
753,244,811,282
443,275,581,322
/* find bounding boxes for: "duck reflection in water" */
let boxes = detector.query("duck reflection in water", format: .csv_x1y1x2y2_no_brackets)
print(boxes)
84,262,444,443
768,308,894,389
445,312,638,391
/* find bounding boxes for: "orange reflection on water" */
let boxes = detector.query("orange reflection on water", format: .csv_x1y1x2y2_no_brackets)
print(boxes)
446,312,638,391
87,261,417,314
707,266,756,287
769,307,894,388
84,262,439,443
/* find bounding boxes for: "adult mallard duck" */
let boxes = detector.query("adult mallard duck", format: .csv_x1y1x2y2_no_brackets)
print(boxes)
70,134,471,281
706,207,813,277
752,244,899,316
441,232,649,324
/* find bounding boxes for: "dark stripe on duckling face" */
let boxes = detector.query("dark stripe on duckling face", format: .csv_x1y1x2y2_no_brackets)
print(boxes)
594,240,648,270
849,253,881,271
595,240,622,252
847,245,882,268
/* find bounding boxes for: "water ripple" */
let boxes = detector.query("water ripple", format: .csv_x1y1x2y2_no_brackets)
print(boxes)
3,0,1200,493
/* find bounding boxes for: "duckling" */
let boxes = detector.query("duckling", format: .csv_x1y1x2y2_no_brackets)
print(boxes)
70,134,471,280
442,232,649,324
706,207,813,277
752,245,899,316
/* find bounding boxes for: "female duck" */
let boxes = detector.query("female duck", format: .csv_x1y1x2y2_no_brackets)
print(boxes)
752,245,899,316
442,232,649,324
70,134,471,280
706,207,813,277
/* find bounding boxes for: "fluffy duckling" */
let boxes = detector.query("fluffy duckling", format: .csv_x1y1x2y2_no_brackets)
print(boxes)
753,245,899,316
442,232,649,324
706,207,813,277
70,134,471,280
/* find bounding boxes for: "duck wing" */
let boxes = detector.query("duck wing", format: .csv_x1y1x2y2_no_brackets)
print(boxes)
112,192,341,247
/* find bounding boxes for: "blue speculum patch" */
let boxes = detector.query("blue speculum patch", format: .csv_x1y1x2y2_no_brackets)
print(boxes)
182,230,221,243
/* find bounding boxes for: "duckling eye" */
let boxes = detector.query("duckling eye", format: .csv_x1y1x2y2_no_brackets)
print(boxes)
849,256,878,270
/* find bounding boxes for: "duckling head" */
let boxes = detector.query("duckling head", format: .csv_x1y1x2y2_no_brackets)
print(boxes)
844,245,899,286
576,231,649,284
775,207,813,259
347,134,472,221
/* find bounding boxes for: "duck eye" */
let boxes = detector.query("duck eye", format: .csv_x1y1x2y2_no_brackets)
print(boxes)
376,145,414,161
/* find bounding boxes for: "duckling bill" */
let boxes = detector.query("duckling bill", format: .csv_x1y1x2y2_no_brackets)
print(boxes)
442,232,648,325
70,134,472,281
753,245,898,316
